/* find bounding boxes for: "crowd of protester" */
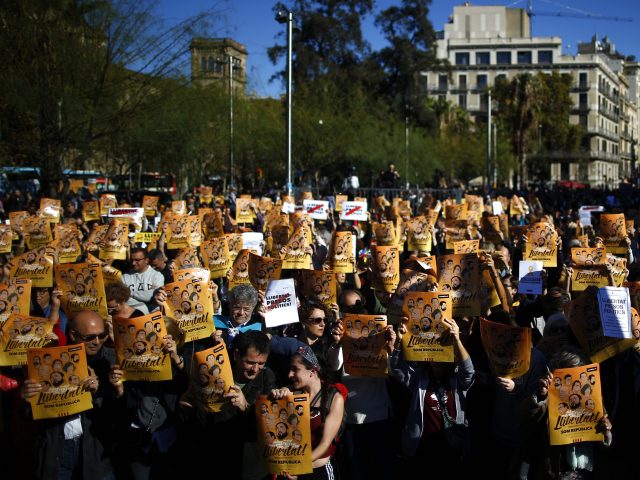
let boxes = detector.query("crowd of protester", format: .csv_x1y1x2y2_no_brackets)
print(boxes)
0,178,638,480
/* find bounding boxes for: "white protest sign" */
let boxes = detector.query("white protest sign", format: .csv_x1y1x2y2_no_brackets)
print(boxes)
339,201,368,221
281,202,296,214
108,207,144,221
518,260,544,295
264,278,299,328
242,232,264,256
597,286,632,338
108,207,145,230
303,200,329,220
492,201,503,215
578,205,604,227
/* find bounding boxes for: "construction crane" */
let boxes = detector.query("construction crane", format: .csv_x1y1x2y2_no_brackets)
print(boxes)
508,0,632,22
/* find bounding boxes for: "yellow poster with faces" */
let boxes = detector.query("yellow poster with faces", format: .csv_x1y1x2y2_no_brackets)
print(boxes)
0,278,32,329
162,279,213,342
256,393,312,476
201,238,232,280
27,343,93,420
55,262,108,320
328,231,355,274
9,248,54,288
248,253,283,292
193,343,234,412
524,222,558,267
479,318,531,379
0,225,13,254
401,292,454,362
114,312,172,381
342,314,388,377
548,363,604,446
0,314,54,366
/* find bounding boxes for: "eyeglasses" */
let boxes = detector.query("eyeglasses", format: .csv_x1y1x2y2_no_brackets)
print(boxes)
231,305,253,314
306,317,326,325
131,257,146,263
72,330,109,342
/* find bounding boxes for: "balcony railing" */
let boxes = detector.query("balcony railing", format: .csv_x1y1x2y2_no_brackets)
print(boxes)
586,126,619,141
427,84,449,92
589,151,620,162
599,106,619,121
599,87,620,104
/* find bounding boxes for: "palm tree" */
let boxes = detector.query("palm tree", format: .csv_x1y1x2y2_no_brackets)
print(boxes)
494,73,540,189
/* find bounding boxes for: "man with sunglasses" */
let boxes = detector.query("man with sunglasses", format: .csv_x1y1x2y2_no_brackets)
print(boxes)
23,310,116,479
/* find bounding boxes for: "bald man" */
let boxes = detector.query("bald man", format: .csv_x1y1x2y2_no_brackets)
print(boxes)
22,311,116,479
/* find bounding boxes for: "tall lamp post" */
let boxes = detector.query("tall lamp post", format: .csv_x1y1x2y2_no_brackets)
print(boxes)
486,89,492,191
276,8,294,196
228,55,235,189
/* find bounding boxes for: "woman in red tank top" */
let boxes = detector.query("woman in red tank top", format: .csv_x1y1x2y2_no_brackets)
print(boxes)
271,345,345,479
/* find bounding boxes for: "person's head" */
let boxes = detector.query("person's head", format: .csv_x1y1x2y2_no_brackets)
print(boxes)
276,422,288,439
542,288,571,320
288,413,299,427
279,408,288,421
106,282,132,316
148,249,167,271
292,429,303,443
232,330,270,383
133,341,147,355
572,380,582,393
338,288,367,314
288,345,322,391
558,402,568,415
585,398,596,411
50,371,64,387
265,431,276,445
228,284,259,326
569,393,582,409
298,299,329,340
68,311,109,356
129,247,150,273
296,404,304,416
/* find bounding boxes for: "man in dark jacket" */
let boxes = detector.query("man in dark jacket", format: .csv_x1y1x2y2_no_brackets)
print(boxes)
179,330,276,479
22,310,116,479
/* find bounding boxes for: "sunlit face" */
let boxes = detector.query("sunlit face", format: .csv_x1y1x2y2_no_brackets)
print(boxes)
303,307,326,338
230,302,255,326
288,355,315,390
235,347,267,383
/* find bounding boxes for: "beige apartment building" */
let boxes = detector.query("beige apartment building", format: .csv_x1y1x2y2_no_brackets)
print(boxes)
421,3,639,188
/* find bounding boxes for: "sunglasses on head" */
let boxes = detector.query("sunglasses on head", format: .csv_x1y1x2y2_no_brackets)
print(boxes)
306,317,326,325
72,330,109,342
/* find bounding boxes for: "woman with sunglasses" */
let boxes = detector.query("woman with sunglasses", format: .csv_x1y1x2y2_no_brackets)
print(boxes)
268,298,343,385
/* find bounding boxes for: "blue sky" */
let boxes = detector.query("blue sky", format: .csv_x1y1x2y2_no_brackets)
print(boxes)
156,0,639,98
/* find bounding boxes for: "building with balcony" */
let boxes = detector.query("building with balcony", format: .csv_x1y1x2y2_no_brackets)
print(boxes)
189,38,247,95
420,3,639,188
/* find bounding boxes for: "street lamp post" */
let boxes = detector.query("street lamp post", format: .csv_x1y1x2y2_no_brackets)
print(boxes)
228,55,234,189
486,90,492,191
405,115,409,189
276,9,294,196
